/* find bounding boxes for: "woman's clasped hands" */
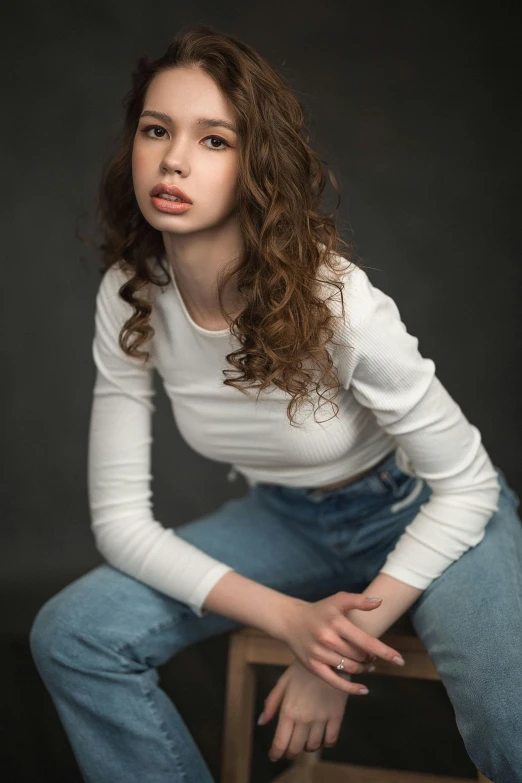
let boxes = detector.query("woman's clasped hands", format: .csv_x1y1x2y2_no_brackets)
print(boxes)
258,591,407,762
279,591,406,694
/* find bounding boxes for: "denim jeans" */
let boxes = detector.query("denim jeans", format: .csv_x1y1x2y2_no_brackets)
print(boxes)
29,448,522,782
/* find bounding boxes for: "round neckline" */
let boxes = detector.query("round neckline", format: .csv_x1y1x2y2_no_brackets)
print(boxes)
168,262,232,337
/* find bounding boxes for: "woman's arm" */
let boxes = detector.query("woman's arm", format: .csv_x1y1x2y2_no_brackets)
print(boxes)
345,573,423,637
202,570,300,639
200,569,422,645
88,264,235,617
334,264,500,591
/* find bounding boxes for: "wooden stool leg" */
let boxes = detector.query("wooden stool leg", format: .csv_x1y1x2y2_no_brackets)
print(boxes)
477,773,493,783
221,633,257,783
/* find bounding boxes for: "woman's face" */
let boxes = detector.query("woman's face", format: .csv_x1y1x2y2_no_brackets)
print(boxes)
132,66,240,236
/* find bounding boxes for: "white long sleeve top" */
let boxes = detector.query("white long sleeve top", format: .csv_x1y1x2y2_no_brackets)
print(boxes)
87,255,500,617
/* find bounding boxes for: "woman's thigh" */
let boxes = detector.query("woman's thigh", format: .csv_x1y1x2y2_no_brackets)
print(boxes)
30,488,349,669
407,467,522,772
409,465,521,669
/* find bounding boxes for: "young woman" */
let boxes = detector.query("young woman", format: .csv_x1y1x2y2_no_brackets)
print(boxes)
30,24,521,783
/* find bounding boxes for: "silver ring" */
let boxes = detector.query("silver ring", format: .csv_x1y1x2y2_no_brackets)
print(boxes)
336,657,345,671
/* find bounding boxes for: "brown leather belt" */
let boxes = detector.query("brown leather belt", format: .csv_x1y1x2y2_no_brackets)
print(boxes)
309,452,392,497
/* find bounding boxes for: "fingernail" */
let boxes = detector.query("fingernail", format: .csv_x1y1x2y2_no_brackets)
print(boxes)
368,664,376,672
257,711,265,725
366,596,382,602
393,656,405,666
359,687,369,695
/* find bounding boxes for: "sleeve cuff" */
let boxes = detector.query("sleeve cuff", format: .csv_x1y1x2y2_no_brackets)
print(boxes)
187,564,236,617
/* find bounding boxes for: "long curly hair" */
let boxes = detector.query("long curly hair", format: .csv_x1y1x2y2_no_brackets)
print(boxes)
95,23,363,427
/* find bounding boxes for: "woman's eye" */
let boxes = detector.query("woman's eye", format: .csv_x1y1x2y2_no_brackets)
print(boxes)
142,125,167,139
202,135,229,151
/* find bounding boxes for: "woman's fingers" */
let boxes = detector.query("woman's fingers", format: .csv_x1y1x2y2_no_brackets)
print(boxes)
271,719,334,761
334,592,385,613
273,719,341,760
323,718,342,748
308,658,371,696
287,722,313,759
323,717,342,748
339,620,405,667
329,593,406,665
261,671,288,725
305,721,328,753
312,640,376,674
269,714,302,762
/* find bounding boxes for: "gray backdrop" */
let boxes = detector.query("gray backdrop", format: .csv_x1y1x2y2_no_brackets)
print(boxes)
3,1,520,781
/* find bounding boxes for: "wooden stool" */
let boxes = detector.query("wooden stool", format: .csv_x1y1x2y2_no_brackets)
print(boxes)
221,616,493,783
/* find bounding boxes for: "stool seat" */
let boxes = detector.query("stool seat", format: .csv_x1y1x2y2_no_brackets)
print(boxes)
221,617,493,783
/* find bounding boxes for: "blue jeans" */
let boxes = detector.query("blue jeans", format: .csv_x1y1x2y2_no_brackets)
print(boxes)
29,449,522,782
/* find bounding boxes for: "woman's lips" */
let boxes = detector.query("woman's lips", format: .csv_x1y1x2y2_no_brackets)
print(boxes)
150,196,193,214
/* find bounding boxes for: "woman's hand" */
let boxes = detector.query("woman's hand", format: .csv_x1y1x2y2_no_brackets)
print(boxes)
258,658,362,762
279,592,405,694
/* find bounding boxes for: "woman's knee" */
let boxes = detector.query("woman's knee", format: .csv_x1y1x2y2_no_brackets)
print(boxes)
29,567,122,672
29,590,75,679
28,565,216,676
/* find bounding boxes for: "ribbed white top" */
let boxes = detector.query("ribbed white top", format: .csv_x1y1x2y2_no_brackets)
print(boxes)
87,256,500,616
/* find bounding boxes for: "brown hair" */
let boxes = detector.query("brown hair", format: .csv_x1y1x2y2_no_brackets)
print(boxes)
94,23,363,427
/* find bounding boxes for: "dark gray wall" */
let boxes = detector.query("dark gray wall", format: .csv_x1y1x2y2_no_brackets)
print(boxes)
3,1,520,781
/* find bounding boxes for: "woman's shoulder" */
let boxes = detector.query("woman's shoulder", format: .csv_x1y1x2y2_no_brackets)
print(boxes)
317,252,376,321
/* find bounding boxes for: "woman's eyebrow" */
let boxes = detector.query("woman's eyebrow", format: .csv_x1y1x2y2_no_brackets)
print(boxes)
139,110,237,134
